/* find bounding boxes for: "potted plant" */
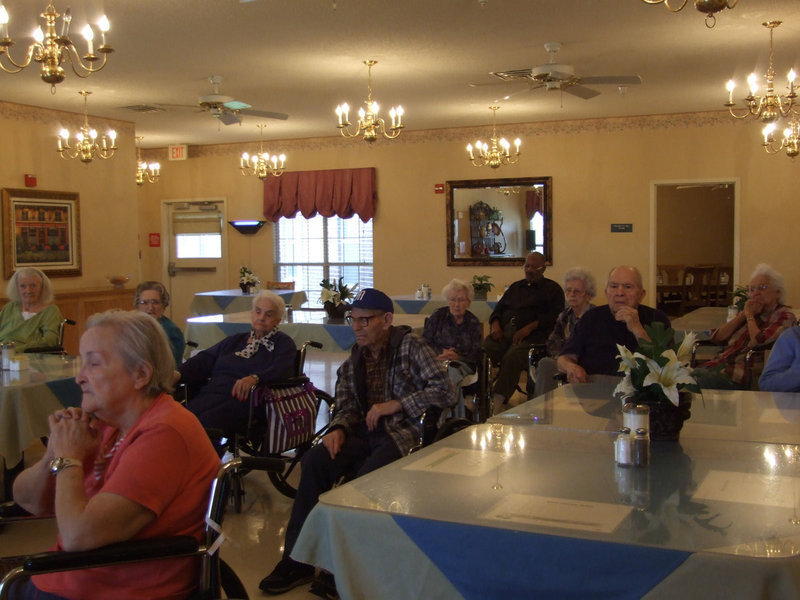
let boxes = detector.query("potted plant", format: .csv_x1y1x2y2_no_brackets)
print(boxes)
471,274,494,301
731,285,748,312
238,266,260,295
319,277,359,321
613,322,701,441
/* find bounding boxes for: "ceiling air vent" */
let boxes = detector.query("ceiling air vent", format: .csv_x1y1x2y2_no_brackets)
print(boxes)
121,104,166,113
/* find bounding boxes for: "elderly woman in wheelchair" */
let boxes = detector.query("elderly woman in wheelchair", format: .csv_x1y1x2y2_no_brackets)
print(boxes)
176,290,297,441
6,310,220,600
422,279,483,417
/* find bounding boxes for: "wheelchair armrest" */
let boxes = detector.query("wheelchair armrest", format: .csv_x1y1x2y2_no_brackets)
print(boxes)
21,536,200,574
691,339,722,367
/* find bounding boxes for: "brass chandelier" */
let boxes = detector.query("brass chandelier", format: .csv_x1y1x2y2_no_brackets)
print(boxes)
0,2,112,92
240,124,286,179
466,106,521,169
762,119,799,159
724,21,797,124
136,137,160,185
57,90,117,163
641,0,737,28
335,60,404,143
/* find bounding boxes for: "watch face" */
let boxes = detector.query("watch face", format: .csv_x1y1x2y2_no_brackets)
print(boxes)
49,457,64,474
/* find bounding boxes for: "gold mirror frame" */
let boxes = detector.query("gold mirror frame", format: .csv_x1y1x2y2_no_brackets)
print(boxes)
445,176,552,266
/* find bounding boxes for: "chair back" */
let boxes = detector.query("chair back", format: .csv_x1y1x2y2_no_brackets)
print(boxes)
264,281,295,290
657,264,685,285
681,265,716,312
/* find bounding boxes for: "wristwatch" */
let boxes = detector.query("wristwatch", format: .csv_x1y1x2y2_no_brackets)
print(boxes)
49,457,83,476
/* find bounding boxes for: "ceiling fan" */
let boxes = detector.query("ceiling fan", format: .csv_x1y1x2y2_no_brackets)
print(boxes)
485,42,642,100
195,75,288,125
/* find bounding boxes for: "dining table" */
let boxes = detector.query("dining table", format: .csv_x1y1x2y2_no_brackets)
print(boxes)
0,354,82,470
188,288,308,316
670,306,731,339
390,294,498,322
184,310,427,353
292,422,800,600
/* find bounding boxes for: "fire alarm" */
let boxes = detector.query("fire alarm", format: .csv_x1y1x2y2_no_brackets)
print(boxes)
24,174,37,187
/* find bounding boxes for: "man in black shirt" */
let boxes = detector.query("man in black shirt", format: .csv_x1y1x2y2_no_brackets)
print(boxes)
484,252,565,405
558,265,670,382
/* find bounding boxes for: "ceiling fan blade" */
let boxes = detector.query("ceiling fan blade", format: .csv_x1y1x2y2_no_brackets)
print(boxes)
580,75,642,85
217,111,242,126
564,85,601,100
224,100,252,111
239,108,290,121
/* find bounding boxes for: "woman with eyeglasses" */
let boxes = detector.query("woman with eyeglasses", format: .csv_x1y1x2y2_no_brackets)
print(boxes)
134,281,185,365
175,290,296,440
693,263,796,389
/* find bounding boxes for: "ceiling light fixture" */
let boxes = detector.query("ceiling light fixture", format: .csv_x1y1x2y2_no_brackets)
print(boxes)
136,137,160,185
466,106,521,169
724,21,797,124
762,118,799,159
335,60,404,143
641,0,737,28
240,124,286,179
57,90,117,163
0,3,112,93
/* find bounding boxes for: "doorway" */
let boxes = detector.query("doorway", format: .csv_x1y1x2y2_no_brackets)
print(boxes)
650,180,738,316
161,198,229,331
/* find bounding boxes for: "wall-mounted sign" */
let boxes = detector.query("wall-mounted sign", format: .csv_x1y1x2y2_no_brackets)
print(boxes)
434,183,444,194
148,233,161,247
611,223,633,233
169,144,188,161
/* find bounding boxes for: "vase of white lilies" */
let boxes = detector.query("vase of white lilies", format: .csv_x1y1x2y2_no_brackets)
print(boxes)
614,322,701,441
319,277,359,322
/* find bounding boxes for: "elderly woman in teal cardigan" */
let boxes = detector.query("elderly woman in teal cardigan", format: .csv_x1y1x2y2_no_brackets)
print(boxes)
0,267,63,351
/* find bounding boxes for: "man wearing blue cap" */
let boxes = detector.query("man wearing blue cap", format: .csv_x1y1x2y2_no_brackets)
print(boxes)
261,288,455,597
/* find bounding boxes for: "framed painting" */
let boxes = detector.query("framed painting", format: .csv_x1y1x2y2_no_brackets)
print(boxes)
2,188,82,278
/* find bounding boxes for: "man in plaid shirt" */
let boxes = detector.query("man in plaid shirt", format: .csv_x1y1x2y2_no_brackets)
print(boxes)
260,288,455,597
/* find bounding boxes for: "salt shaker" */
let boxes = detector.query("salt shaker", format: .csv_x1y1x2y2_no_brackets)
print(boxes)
622,402,649,433
632,428,650,467
614,427,632,466
1,341,15,370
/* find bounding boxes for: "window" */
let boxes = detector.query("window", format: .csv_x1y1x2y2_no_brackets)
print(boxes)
172,208,223,259
275,214,373,308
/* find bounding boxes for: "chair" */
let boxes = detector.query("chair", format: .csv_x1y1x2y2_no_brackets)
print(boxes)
0,456,284,600
227,341,335,507
23,319,76,354
710,265,733,307
656,264,685,314
681,265,717,313
690,339,774,390
264,281,294,290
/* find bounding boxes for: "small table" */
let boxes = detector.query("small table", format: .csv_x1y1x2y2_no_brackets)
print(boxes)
188,288,308,316
490,381,800,444
293,424,800,600
671,306,730,338
185,311,427,353
0,354,82,468
391,295,497,322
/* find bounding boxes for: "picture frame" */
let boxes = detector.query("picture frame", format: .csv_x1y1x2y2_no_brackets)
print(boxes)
2,188,82,279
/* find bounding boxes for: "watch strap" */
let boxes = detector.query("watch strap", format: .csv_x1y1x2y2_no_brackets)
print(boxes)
50,457,83,476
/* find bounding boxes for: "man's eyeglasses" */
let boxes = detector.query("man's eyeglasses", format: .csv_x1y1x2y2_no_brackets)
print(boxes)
136,299,162,306
345,313,382,327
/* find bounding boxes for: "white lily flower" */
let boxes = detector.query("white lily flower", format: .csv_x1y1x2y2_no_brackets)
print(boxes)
614,373,635,399
643,350,696,406
616,344,637,373
676,331,696,364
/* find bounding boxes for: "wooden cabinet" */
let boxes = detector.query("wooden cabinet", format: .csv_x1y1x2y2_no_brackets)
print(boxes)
0,287,135,356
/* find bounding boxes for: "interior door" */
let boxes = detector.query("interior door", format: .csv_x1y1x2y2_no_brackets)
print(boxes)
162,199,229,335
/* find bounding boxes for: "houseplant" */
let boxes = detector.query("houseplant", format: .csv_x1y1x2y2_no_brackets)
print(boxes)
238,266,260,294
613,322,701,441
471,274,495,300
731,285,748,312
319,277,358,321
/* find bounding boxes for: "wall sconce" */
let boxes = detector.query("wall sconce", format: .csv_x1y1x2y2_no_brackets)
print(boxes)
228,220,266,235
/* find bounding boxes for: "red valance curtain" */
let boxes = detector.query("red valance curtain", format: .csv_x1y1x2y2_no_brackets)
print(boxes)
263,167,376,223
526,188,543,220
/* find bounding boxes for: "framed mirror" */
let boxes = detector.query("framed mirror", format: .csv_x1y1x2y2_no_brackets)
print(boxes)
446,176,552,266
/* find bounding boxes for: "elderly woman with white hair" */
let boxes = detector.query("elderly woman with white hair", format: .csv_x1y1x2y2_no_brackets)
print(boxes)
9,310,219,600
177,290,296,438
694,263,796,389
422,279,483,416
0,267,64,351
533,267,597,397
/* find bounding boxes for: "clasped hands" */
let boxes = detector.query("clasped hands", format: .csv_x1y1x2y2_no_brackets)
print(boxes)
321,399,402,459
47,407,101,462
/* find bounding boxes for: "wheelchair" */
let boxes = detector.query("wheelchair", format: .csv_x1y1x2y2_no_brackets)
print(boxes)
226,341,334,510
0,456,283,600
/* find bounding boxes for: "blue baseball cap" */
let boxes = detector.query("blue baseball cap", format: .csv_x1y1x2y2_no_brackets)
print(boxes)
351,288,394,313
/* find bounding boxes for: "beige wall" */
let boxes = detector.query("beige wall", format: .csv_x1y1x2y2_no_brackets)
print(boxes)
3,100,799,328
0,101,138,295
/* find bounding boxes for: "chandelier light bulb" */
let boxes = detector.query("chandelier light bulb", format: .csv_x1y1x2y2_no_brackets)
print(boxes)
33,26,43,42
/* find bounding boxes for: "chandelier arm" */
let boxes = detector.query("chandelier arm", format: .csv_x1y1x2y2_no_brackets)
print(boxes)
61,43,110,77
726,0,738,7
0,42,39,71
640,0,689,11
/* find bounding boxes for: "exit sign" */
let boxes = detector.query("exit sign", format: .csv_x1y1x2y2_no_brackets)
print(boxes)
169,144,188,161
